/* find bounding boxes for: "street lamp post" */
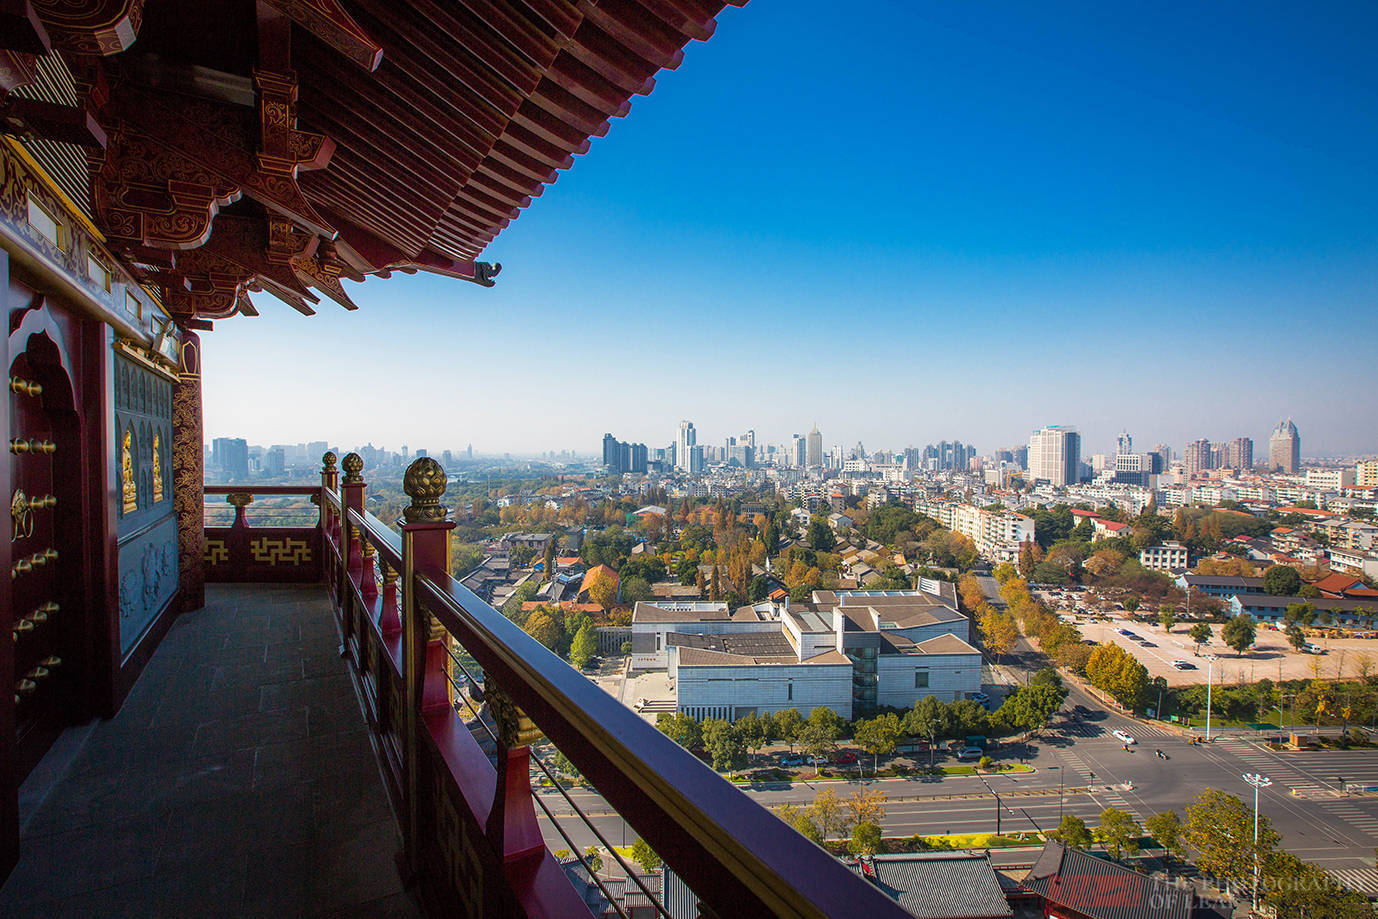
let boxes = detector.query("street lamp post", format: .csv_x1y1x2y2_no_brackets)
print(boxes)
1049,764,1064,820
1242,772,1273,910
1205,656,1217,741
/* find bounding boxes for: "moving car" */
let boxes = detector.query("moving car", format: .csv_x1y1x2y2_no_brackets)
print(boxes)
1112,730,1136,745
969,692,991,705
1171,660,1196,670
956,746,984,760
1305,643,1324,654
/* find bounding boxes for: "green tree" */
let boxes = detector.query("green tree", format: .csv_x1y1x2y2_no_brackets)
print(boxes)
1222,614,1257,656
773,708,803,752
848,821,883,856
736,711,769,758
807,517,836,552
1284,601,1316,627
656,712,701,750
1263,850,1373,919
542,541,556,582
1285,622,1307,652
570,622,598,669
1049,814,1092,850
522,607,564,651
501,581,538,625
1263,564,1302,596
1158,606,1177,632
701,718,746,774
1123,596,1140,614
630,837,662,873
853,713,901,775
806,787,850,839
1145,810,1185,873
1189,622,1213,653
1097,807,1142,861
621,576,653,603
1184,787,1279,896
587,570,619,613
994,679,1067,734
584,845,602,873
774,804,823,845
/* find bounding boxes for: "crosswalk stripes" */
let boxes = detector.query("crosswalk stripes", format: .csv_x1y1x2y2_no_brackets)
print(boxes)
1328,868,1378,896
1321,802,1378,837
1057,721,1176,741
1057,751,1142,818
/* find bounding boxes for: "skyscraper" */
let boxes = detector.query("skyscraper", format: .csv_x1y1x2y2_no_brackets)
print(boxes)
1269,419,1300,474
792,433,805,467
1027,426,1081,486
676,420,697,473
1116,431,1132,455
807,425,823,468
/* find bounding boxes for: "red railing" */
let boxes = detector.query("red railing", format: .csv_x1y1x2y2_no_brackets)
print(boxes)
212,453,915,919
203,485,323,583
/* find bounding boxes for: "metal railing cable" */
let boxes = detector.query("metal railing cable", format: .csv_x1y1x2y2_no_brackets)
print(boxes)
442,645,668,919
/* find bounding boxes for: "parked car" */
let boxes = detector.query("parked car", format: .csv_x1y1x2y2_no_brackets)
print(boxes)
1113,730,1136,745
1305,643,1325,654
1138,640,1157,648
969,692,991,705
832,751,858,764
1117,628,1134,637
956,746,984,760
1171,660,1196,670
778,754,805,767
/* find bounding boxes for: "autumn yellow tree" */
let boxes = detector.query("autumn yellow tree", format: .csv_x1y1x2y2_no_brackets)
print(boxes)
587,571,619,614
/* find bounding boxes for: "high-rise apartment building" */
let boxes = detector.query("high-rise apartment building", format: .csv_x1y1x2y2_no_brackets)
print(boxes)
1269,419,1301,474
1225,437,1253,470
676,420,697,473
1116,431,1132,455
1357,460,1378,488
792,434,806,467
211,437,249,479
807,425,823,467
1183,438,1212,477
1027,426,1081,486
604,433,648,474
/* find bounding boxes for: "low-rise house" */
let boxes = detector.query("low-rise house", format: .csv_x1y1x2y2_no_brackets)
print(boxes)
848,852,1012,919
1228,593,1378,628
1020,842,1198,919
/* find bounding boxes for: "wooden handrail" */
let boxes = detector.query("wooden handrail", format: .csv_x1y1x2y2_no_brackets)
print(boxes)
412,571,915,919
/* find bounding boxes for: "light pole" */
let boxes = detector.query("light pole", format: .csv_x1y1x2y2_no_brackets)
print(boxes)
1205,656,1217,741
1049,764,1064,820
1242,772,1273,910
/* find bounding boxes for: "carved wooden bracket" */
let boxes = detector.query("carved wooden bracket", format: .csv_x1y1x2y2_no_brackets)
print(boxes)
29,0,143,56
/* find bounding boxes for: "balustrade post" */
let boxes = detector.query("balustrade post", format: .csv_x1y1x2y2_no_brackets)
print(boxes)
399,457,455,871
227,492,252,581
319,450,337,536
484,682,546,867
361,535,377,598
380,559,400,636
341,452,365,574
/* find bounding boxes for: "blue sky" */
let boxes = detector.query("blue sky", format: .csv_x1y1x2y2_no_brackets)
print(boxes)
203,1,1378,459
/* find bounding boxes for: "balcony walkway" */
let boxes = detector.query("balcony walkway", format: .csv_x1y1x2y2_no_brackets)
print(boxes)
0,584,421,918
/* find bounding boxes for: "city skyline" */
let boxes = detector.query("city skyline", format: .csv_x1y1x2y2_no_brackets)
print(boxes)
201,1,1378,456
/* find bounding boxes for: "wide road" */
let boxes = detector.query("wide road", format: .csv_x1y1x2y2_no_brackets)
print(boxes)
531,694,1378,892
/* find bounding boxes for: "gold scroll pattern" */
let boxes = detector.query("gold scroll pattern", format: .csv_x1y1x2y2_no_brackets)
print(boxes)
249,537,312,565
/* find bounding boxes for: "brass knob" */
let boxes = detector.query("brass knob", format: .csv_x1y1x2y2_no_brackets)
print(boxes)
12,558,32,578
42,548,57,562
33,495,56,510
13,619,34,641
36,440,55,455
9,439,29,454
40,655,61,668
15,678,36,695
9,377,41,397
25,666,48,681
39,601,58,615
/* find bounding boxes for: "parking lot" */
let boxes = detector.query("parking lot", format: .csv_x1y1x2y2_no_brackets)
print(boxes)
1040,590,1378,686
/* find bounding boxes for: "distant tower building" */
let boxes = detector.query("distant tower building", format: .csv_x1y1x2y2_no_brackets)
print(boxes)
1116,431,1132,455
602,433,621,472
1027,426,1081,486
1184,438,1212,477
792,433,805,467
1226,437,1253,471
1153,443,1172,473
676,420,697,473
1269,419,1300,474
807,425,823,468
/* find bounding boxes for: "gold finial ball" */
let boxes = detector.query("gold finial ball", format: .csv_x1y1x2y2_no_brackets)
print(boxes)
403,457,448,523
322,450,338,471
227,492,253,508
342,452,364,484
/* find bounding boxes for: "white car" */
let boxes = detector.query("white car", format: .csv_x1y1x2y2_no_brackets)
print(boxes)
1113,730,1136,745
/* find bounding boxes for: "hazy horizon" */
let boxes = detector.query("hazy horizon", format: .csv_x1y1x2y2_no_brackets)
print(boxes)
202,1,1378,459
